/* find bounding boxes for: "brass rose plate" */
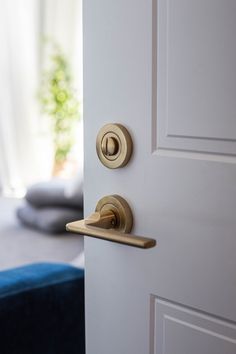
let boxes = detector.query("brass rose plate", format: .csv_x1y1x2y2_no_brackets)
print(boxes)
96,123,133,168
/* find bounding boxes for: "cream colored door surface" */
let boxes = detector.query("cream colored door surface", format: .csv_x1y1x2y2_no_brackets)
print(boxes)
83,1,236,353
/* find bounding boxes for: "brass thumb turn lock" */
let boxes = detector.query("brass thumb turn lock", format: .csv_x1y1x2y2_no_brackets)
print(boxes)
96,124,133,169
66,195,156,249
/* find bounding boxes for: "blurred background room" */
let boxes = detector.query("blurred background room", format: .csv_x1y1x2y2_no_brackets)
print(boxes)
0,0,84,270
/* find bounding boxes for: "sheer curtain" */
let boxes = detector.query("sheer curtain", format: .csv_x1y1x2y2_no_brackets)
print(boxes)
0,0,83,196
0,0,52,196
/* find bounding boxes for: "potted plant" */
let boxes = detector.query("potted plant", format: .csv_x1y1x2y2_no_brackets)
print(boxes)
39,42,80,176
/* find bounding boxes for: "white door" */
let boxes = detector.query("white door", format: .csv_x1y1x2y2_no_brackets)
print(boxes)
83,1,236,353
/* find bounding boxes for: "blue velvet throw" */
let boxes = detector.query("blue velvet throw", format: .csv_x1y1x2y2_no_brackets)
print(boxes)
0,263,85,354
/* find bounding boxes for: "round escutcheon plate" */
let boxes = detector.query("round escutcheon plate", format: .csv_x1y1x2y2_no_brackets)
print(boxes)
95,195,133,233
96,123,133,168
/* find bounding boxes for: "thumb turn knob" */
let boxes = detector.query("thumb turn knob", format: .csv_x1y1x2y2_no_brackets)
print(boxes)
96,124,133,169
101,136,119,156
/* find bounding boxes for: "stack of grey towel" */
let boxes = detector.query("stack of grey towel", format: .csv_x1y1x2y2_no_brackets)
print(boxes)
16,177,83,234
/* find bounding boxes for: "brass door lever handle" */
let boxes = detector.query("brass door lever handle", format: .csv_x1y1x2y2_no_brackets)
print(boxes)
66,195,156,249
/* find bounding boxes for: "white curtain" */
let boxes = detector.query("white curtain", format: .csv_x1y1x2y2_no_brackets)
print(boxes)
0,0,53,196
0,0,83,196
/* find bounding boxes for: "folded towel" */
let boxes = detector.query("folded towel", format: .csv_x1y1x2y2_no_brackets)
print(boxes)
26,178,83,209
17,204,83,234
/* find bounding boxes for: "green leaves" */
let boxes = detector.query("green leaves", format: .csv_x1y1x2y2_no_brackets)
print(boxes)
38,42,80,163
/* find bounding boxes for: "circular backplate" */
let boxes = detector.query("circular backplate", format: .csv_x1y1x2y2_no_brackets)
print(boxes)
95,195,133,233
96,123,133,169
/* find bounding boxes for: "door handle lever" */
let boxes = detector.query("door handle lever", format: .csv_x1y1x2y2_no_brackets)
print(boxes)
66,195,156,249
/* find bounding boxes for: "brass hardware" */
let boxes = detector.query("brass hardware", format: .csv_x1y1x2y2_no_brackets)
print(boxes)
101,136,119,157
85,210,116,229
96,124,133,168
94,195,133,232
66,195,156,249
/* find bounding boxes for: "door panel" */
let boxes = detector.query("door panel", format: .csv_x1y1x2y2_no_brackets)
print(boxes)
155,0,236,158
152,297,236,354
83,0,236,353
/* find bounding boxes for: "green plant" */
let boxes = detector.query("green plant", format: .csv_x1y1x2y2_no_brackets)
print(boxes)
39,42,80,165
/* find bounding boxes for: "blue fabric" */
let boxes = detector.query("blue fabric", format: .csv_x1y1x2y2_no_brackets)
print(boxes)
0,263,85,354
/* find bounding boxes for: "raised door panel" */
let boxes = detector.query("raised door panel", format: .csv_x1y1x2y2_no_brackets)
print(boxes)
153,0,236,159
151,297,236,354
